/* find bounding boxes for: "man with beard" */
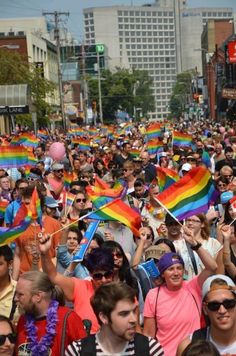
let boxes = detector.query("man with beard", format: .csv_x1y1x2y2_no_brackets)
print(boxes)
15,271,86,356
65,282,164,356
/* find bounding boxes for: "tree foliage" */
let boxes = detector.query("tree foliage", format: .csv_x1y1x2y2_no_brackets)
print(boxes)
169,71,193,118
88,68,154,121
0,48,56,127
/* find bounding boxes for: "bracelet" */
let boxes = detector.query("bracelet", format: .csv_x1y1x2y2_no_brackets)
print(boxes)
191,242,202,251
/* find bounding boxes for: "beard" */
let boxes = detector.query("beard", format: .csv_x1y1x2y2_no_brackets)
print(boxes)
18,301,39,316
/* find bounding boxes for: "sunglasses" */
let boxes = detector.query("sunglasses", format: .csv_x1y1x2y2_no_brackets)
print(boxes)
123,169,129,172
206,299,236,311
0,333,16,346
27,177,37,181
55,169,64,173
92,271,113,281
76,198,86,203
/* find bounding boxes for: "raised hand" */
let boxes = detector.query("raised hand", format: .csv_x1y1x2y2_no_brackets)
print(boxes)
38,233,52,255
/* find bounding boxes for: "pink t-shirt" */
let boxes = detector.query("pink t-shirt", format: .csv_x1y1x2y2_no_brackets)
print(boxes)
73,278,100,334
143,277,201,356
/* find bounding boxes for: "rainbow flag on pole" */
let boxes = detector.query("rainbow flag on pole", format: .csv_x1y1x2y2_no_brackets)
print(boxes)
79,139,90,151
0,146,28,168
156,166,218,221
87,198,141,236
172,131,193,147
0,217,31,247
157,167,180,192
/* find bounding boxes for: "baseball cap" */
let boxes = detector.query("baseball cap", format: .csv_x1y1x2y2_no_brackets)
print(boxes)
182,163,192,172
220,191,234,204
202,274,236,300
157,252,184,275
45,196,59,208
51,163,64,171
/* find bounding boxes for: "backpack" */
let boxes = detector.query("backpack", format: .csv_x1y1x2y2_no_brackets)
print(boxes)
80,332,150,356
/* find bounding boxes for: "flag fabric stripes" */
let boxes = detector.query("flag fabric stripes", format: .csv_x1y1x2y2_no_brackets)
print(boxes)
157,167,180,192
79,139,90,151
156,166,218,221
0,217,31,247
87,198,141,236
66,192,76,208
129,148,140,158
0,201,9,219
64,171,77,190
0,146,28,168
28,187,42,226
146,123,162,140
146,139,163,155
172,131,193,147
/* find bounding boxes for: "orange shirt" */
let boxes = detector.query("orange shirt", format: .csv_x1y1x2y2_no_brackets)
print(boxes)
16,215,61,274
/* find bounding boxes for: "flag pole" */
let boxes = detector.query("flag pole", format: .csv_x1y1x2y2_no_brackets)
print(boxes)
50,198,121,237
154,196,183,227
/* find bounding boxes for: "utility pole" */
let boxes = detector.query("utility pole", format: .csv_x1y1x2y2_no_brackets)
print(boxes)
97,51,103,124
81,43,89,125
42,11,69,129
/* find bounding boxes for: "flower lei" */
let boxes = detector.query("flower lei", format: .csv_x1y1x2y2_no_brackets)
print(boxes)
25,300,59,356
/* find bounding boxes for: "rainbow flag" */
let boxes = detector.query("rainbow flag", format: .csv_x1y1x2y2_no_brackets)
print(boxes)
87,198,141,236
129,148,140,158
64,171,76,190
156,166,218,221
172,131,192,147
146,139,163,155
19,132,39,148
146,123,162,140
79,139,90,151
27,150,37,165
0,146,28,168
37,129,48,140
202,151,211,168
86,177,127,208
0,217,31,247
157,167,180,192
66,192,76,207
0,201,9,219
88,127,97,136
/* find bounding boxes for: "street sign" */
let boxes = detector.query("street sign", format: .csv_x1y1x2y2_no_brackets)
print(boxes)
0,106,29,114
96,44,105,54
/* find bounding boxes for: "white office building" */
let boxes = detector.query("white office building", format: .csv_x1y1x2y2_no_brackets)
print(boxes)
83,1,233,120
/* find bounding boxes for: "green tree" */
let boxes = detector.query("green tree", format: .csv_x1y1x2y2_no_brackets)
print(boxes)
88,68,154,121
0,48,56,127
169,71,193,118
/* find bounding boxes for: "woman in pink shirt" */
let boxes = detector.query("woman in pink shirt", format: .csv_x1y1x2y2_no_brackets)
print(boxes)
143,227,218,356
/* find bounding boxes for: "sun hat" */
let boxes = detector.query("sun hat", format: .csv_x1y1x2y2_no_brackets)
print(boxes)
45,196,59,208
182,163,192,172
157,252,184,275
51,163,64,171
202,274,236,300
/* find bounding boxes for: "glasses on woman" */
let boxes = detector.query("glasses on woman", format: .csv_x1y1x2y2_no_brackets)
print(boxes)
0,333,16,346
92,271,113,281
76,198,86,203
206,299,236,311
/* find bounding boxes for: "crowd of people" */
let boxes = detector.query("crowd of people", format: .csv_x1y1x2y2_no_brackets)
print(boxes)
0,116,236,355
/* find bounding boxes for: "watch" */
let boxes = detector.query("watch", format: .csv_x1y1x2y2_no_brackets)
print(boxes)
191,242,202,251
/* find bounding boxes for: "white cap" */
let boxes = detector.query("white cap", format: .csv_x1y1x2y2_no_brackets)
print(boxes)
202,274,236,300
182,163,192,172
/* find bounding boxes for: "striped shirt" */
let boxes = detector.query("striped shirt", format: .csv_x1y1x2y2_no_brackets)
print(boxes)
65,334,164,356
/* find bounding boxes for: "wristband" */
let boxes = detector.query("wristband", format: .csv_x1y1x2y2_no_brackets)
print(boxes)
191,242,202,251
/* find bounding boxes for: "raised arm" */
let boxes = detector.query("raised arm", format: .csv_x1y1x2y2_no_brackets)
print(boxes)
221,224,236,280
182,226,217,286
39,234,75,301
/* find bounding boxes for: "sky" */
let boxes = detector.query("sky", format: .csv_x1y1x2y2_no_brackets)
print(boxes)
0,0,235,41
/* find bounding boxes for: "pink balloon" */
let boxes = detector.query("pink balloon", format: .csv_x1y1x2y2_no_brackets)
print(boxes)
219,126,225,134
49,142,66,161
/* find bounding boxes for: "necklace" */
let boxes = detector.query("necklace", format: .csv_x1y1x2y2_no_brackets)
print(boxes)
25,300,59,356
